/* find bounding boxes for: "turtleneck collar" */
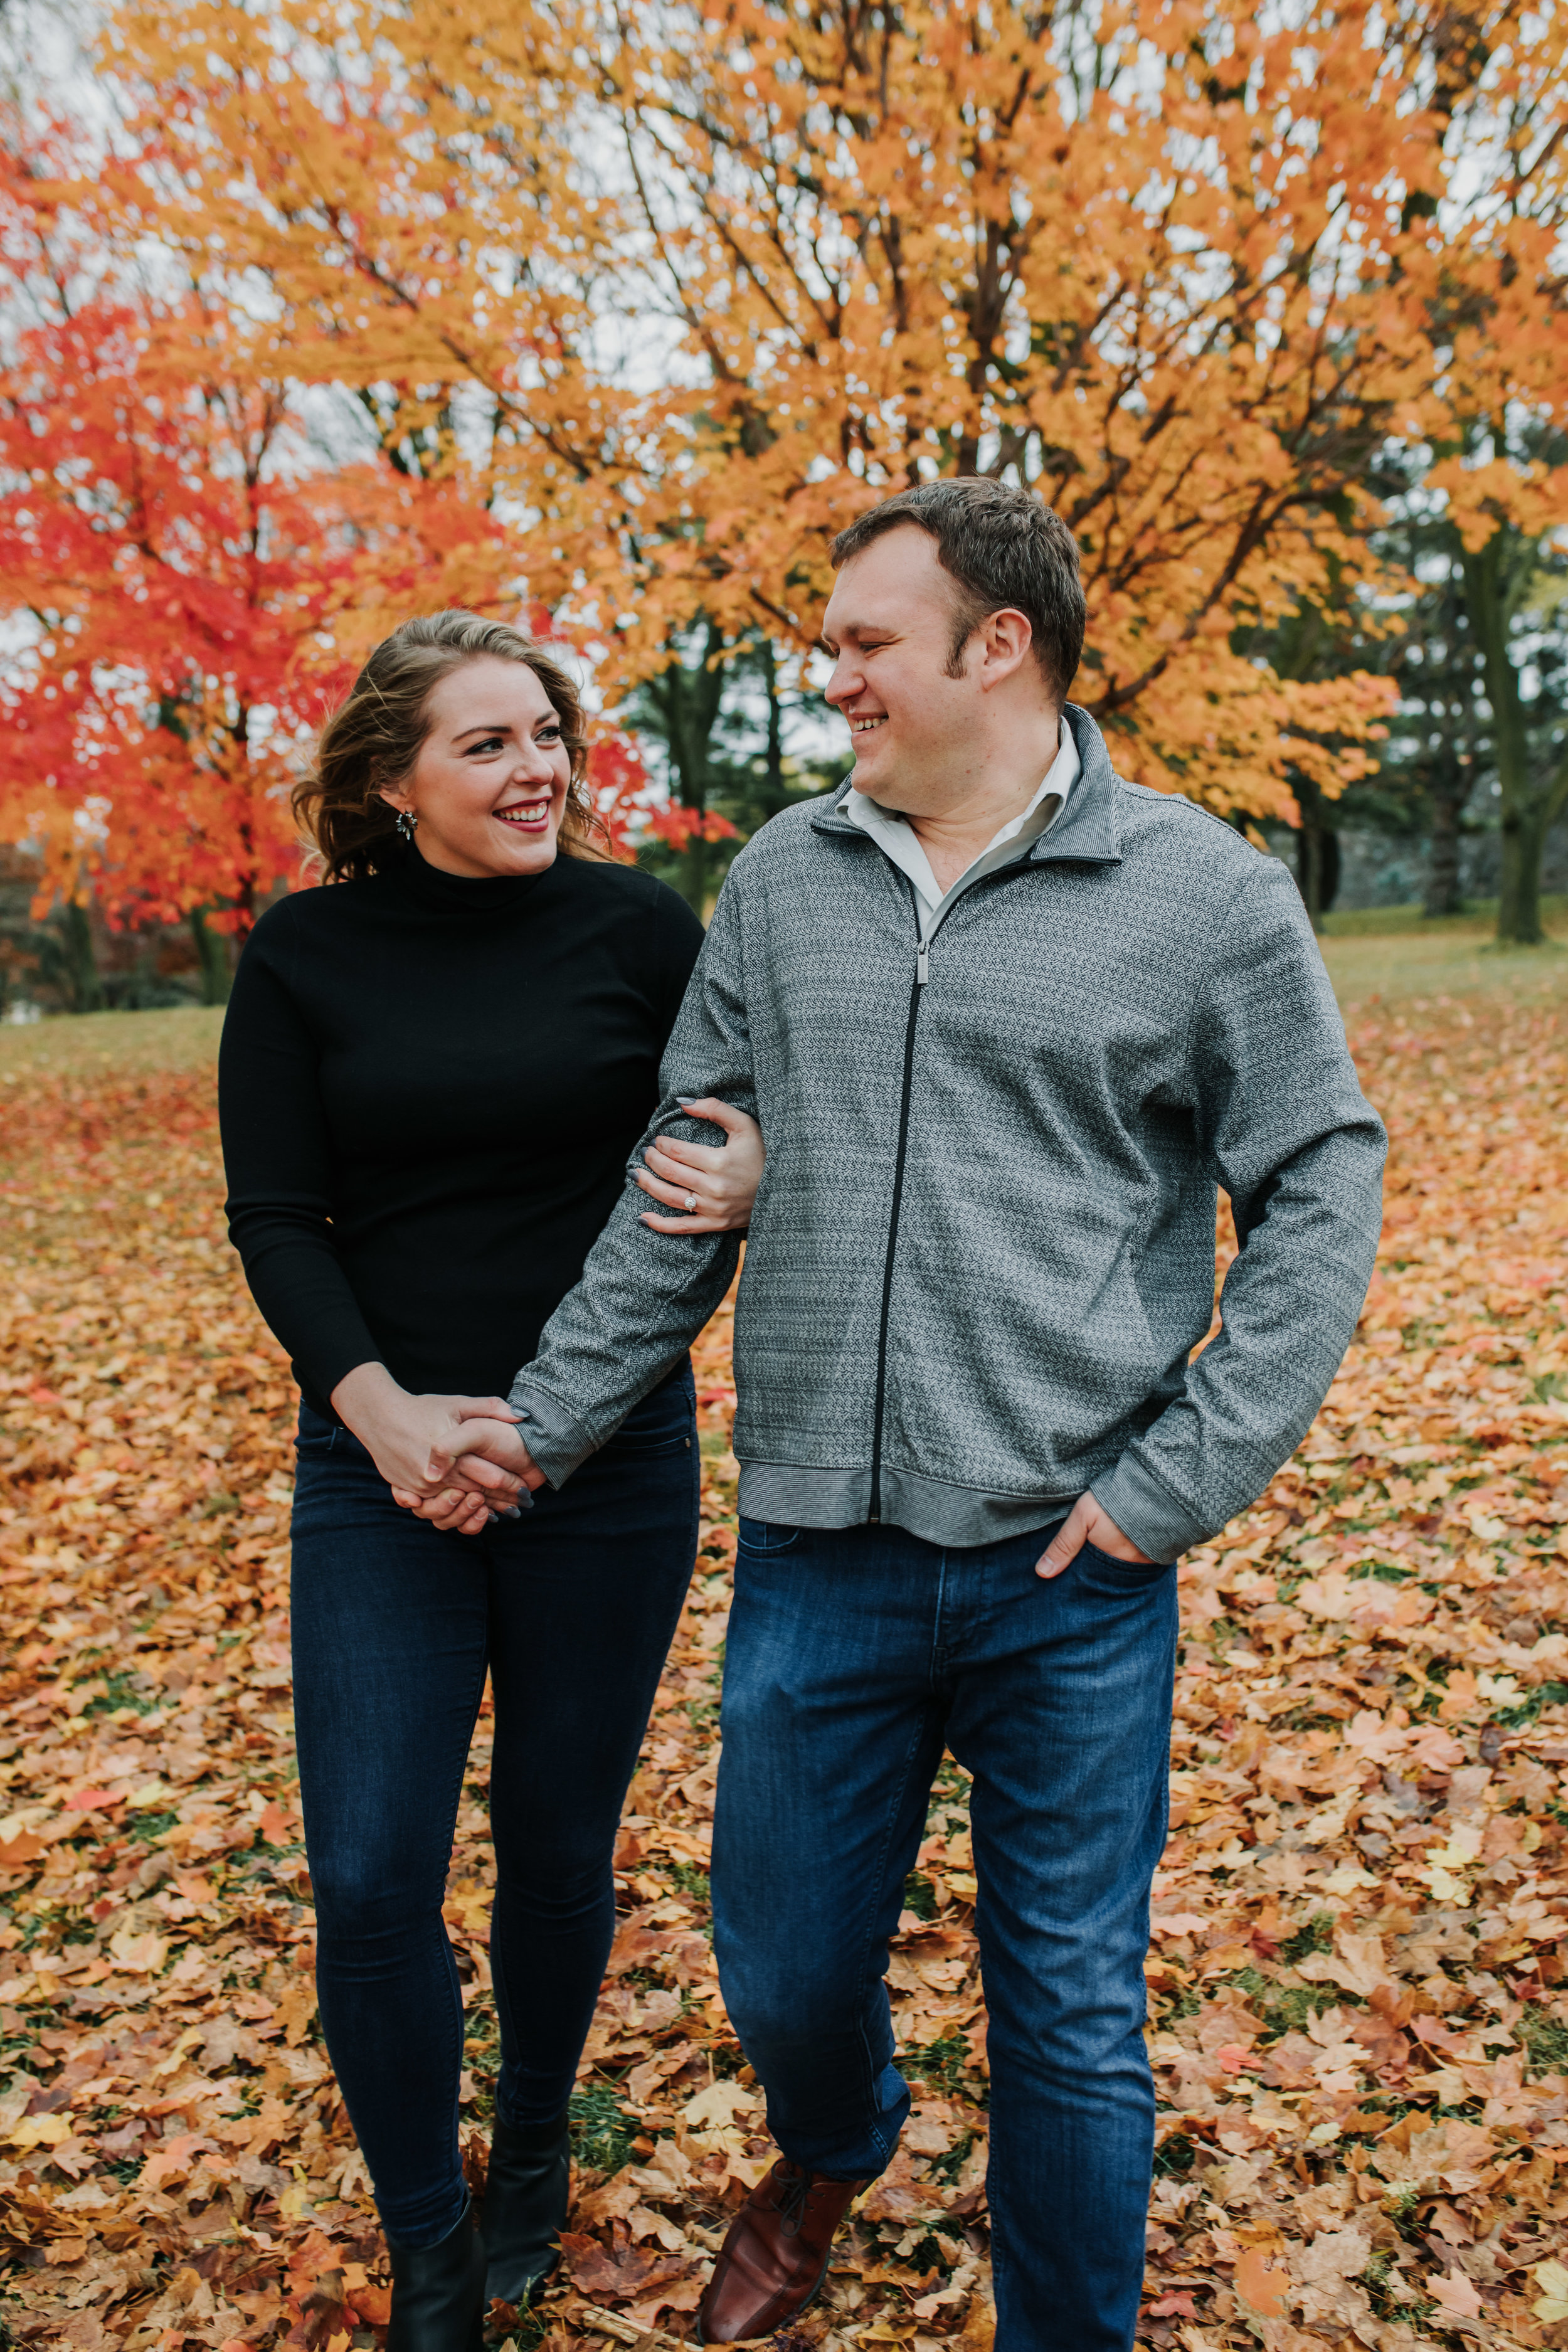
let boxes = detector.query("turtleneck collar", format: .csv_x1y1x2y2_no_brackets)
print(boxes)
392,835,553,916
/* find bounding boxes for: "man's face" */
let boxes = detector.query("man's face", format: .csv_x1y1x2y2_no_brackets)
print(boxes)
820,526,982,815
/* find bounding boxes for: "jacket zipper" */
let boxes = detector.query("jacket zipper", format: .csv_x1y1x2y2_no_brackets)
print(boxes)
857,798,1069,1521
868,924,929,1523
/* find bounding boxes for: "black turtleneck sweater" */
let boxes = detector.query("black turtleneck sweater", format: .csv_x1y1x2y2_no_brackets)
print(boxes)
218,847,704,1419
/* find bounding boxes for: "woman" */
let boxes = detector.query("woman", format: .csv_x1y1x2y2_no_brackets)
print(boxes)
218,612,760,2351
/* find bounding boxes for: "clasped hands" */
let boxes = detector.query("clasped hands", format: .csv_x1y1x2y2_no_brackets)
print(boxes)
331,1098,760,1538
331,1387,1157,1556
325,1364,538,1538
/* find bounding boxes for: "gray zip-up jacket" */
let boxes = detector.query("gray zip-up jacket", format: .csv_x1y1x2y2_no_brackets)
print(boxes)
508,706,1385,1561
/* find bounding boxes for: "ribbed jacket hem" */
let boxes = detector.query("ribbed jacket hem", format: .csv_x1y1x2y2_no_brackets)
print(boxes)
737,1461,1081,1550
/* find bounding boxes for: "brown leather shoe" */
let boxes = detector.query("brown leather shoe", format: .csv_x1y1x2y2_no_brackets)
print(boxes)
697,2158,865,2343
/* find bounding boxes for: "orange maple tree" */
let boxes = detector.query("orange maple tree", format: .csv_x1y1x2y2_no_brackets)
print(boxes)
4,0,1567,913
82,0,1567,833
0,144,343,928
0,144,650,931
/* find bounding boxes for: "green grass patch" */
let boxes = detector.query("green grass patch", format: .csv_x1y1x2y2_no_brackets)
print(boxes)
1517,2005,1568,2078
0,1004,226,1078
1159,1982,1204,2023
1279,1912,1337,1965
79,1671,161,1719
1261,1984,1342,2036
1318,894,1568,939
666,1862,711,1906
906,2033,985,2104
569,2082,640,2175
924,2129,977,2187
1319,902,1567,1010
902,1871,939,1921
1493,1682,1568,1730
125,1809,179,1846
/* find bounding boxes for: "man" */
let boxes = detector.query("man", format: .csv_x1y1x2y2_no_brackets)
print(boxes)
440,480,1386,2346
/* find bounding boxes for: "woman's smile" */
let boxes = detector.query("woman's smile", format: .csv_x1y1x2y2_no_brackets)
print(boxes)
493,795,554,833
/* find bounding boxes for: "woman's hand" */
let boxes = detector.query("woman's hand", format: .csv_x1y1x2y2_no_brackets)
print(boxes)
330,1363,541,1503
636,1097,764,1234
389,1483,499,1537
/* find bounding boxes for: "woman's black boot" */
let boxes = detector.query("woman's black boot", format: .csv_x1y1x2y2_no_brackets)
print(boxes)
480,2107,571,2306
386,2200,486,2352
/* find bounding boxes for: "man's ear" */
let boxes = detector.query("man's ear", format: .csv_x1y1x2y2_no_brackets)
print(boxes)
977,607,1034,689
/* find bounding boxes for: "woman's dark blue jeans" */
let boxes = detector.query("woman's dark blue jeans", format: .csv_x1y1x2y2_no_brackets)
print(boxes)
289,1362,698,2249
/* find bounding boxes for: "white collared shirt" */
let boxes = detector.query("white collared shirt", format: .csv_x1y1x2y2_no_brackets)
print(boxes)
840,719,1080,928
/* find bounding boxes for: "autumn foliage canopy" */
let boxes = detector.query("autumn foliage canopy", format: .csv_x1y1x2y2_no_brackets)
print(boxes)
1,0,1566,918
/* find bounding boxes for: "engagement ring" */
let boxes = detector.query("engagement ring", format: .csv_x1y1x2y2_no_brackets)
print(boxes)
683,1190,699,1212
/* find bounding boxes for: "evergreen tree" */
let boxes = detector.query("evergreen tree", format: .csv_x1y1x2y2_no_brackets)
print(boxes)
623,628,850,913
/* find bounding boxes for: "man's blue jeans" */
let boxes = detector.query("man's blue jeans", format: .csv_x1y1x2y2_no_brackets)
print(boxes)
711,1517,1177,2351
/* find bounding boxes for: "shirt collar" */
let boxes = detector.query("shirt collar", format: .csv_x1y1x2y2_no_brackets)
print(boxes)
841,719,1079,912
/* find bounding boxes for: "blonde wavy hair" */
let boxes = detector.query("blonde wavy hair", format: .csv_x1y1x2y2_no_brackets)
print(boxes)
294,612,610,881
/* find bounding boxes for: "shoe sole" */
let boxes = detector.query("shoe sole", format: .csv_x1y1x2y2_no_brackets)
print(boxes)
484,2252,559,2310
696,2247,830,2347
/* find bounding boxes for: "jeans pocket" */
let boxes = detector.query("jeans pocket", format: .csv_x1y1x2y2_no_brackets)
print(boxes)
601,1364,696,1457
294,1402,340,1459
605,1426,692,1458
1078,1540,1174,1588
737,1517,802,1554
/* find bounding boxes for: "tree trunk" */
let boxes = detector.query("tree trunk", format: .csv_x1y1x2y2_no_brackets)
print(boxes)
1459,528,1567,948
1293,775,1339,931
189,908,233,1005
1423,750,1466,918
59,900,103,1012
653,620,728,914
1496,803,1550,948
763,638,784,807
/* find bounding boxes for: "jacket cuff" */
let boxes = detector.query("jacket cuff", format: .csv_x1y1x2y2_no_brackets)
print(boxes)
506,1377,600,1489
1090,1454,1206,1565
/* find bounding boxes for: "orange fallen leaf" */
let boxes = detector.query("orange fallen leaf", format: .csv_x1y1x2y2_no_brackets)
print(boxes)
107,1927,167,1975
1233,2245,1291,2319
1427,2267,1485,2323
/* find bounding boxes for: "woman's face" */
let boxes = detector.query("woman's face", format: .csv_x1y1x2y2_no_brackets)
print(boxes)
385,655,574,879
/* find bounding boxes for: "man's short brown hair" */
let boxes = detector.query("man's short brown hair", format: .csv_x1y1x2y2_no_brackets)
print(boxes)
829,479,1086,701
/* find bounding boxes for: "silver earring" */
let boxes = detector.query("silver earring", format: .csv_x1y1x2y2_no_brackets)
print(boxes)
396,810,417,841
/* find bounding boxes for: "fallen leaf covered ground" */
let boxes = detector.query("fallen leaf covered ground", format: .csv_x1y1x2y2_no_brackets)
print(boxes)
0,983,1565,2351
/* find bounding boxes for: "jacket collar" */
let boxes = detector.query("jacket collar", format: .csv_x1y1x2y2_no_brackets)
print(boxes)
809,701,1122,867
